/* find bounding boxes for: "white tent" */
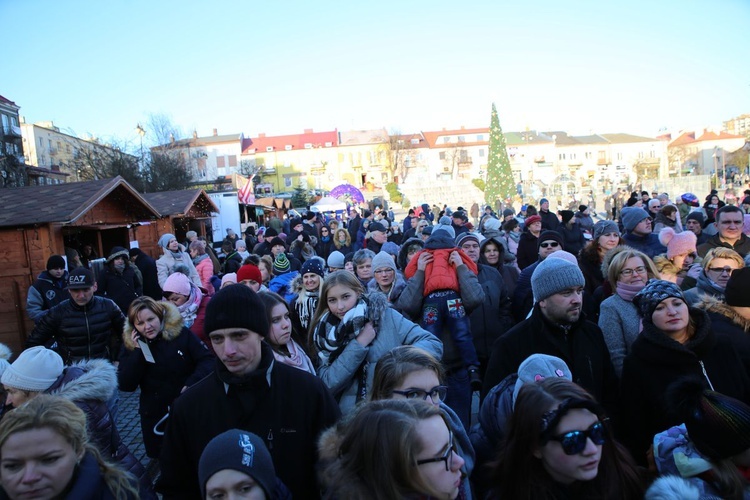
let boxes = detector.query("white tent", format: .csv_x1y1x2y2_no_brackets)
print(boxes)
312,196,347,212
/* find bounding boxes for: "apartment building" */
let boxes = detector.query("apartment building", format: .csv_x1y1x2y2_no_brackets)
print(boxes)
723,114,750,138
667,129,745,176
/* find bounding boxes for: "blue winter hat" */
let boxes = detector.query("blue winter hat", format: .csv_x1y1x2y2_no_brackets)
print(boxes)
381,242,399,257
540,198,549,205
158,233,176,249
300,257,325,278
620,207,651,232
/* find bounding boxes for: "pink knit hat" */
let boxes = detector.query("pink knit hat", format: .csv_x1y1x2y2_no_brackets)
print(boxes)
163,272,192,297
658,227,697,259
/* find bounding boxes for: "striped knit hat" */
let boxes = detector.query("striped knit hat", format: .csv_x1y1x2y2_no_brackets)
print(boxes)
273,253,291,275
632,279,685,322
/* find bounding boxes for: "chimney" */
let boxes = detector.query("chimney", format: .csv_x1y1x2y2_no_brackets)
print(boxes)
213,128,218,136
304,128,313,134
460,126,465,130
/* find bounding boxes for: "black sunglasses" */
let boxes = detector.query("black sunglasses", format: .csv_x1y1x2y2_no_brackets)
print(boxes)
539,241,560,248
549,421,606,455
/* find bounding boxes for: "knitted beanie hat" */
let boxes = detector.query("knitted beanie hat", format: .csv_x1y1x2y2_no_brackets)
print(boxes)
269,237,286,249
290,217,303,229
371,251,397,274
512,354,573,406
668,378,750,460
538,230,564,250
46,255,66,271
0,344,11,381
199,429,276,497
559,210,575,224
264,227,278,237
502,208,514,218
658,227,697,259
484,218,501,231
273,253,291,275
158,233,176,249
236,264,262,284
531,258,585,302
633,279,685,321
455,232,479,248
593,220,619,240
546,250,579,266
1,347,63,392
381,242,400,257
163,272,192,297
300,257,325,278
725,267,750,307
578,205,588,213
220,273,237,287
524,215,542,227
327,251,345,269
620,207,651,232
540,198,549,206
204,284,268,337
432,216,456,239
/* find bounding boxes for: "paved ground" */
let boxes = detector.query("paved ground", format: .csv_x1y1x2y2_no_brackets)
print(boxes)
116,388,157,477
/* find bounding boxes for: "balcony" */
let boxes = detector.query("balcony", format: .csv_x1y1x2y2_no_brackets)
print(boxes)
2,125,21,138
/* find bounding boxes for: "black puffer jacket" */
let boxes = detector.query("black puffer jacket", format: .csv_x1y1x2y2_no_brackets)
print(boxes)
118,302,214,458
46,359,155,498
96,263,142,315
26,296,125,364
620,308,750,464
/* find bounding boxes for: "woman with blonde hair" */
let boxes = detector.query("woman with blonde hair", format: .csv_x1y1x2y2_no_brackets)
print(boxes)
309,270,442,414
333,228,352,255
318,399,465,500
598,248,660,376
0,394,140,499
683,247,744,305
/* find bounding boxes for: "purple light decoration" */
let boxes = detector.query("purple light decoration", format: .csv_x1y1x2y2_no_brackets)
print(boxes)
329,183,365,204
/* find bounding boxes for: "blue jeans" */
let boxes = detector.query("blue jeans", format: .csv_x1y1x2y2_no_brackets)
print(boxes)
421,290,479,368
444,367,471,430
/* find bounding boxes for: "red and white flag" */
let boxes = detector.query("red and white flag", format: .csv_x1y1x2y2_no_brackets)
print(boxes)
238,176,255,205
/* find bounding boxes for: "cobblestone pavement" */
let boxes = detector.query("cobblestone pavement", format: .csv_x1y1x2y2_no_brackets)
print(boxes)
116,388,150,468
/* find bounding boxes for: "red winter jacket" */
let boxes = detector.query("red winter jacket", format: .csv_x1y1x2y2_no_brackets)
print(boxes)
404,248,478,296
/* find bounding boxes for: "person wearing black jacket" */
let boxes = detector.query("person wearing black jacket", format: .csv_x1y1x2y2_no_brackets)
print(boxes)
26,267,125,364
96,246,143,315
538,198,560,232
129,247,162,300
482,258,619,421
118,297,214,458
620,279,750,465
26,254,70,324
347,208,362,243
156,285,340,500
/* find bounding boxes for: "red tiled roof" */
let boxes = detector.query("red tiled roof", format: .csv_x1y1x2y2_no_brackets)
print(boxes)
696,130,745,141
242,130,338,154
668,132,696,147
421,127,489,148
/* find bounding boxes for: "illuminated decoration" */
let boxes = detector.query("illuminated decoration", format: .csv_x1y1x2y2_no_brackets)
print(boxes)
484,103,515,206
329,183,365,204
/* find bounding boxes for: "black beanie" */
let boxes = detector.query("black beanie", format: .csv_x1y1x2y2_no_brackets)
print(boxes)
46,255,66,271
264,227,278,237
199,429,276,498
725,268,750,307
537,230,564,250
204,285,269,337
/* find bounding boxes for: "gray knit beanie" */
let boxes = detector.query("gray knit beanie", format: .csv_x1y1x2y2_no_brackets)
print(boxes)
371,251,397,273
620,207,651,232
432,216,456,239
513,354,573,406
593,220,620,240
199,429,276,498
531,258,585,302
1,347,63,392
633,279,685,322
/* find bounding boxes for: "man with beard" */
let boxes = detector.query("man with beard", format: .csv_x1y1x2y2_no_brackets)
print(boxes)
481,258,619,418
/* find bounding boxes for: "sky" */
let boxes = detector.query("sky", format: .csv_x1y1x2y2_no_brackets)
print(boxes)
3,0,749,150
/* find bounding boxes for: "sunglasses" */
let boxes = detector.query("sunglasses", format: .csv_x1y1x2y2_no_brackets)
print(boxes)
548,421,606,455
539,241,560,249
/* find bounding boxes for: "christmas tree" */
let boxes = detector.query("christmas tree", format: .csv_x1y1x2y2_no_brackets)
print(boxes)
484,103,515,207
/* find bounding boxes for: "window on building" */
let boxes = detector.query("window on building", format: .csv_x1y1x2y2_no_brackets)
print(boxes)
476,135,484,141
459,150,468,162
617,152,623,160
649,150,655,158
479,149,485,157
228,155,237,167
559,153,566,160
284,176,293,188
638,152,644,159
439,152,446,160
458,136,465,142
443,137,450,144
217,156,226,168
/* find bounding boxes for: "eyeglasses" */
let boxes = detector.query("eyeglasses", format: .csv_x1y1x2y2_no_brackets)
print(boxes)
416,430,455,471
539,241,560,249
548,421,607,455
392,385,448,404
374,268,395,275
708,266,735,275
620,266,647,277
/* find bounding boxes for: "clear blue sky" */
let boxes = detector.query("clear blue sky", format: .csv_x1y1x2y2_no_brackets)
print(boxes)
3,0,749,149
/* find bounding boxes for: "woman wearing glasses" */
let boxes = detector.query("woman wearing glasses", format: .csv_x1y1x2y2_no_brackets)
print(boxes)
683,247,744,306
370,346,475,497
318,399,465,499
620,280,750,465
598,249,660,376
489,378,645,499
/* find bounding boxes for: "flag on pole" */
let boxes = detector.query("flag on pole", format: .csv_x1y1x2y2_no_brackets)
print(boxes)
238,176,255,205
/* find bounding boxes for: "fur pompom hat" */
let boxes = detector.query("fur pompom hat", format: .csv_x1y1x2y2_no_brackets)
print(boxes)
658,227,697,259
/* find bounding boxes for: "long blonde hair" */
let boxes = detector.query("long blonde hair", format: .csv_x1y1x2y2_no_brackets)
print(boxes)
0,395,139,498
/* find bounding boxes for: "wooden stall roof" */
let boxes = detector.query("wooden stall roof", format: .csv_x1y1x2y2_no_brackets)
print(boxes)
255,197,292,209
142,189,219,217
0,176,161,228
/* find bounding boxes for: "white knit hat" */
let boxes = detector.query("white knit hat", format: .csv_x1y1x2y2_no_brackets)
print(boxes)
1,346,64,391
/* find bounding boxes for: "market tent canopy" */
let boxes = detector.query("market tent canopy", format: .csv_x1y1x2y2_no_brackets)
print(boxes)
312,196,347,212
329,183,365,204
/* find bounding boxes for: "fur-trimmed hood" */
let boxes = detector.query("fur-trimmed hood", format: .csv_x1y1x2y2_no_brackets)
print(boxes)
397,237,424,271
696,294,750,332
47,359,117,404
290,272,323,297
599,244,631,279
122,301,185,350
364,289,389,325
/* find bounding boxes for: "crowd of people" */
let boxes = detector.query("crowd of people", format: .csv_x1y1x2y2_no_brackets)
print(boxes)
4,188,750,499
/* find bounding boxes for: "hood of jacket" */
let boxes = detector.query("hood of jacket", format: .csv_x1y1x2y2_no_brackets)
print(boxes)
480,235,515,264
47,359,117,404
122,301,184,350
397,237,424,271
695,294,750,332
424,229,455,250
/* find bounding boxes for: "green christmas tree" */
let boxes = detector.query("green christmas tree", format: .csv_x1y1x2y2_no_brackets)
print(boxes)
484,103,515,207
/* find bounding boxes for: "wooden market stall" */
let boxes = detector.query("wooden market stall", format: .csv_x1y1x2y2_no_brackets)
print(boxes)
0,176,160,353
141,189,219,251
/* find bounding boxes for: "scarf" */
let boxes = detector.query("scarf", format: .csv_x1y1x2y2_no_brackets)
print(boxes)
321,235,331,243
169,250,184,260
216,343,273,416
615,281,645,302
295,291,319,332
697,271,726,297
271,339,316,375
192,254,209,266
114,262,126,273
177,283,202,327
313,298,371,401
